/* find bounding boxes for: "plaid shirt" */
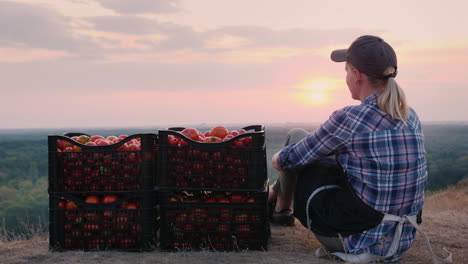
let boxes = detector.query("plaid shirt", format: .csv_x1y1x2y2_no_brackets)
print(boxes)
279,93,427,262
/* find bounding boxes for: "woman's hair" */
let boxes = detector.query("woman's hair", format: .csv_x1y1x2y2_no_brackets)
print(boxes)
368,66,408,122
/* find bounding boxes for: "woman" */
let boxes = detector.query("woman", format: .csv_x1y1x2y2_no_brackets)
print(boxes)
268,35,451,263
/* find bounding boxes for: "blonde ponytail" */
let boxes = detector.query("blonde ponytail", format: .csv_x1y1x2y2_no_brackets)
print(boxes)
377,68,408,122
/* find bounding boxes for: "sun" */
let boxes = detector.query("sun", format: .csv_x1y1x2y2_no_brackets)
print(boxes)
293,78,340,106
310,91,327,104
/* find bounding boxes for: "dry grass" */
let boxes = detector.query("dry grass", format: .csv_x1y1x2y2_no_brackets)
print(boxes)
1,216,47,243
425,178,468,211
1,182,467,264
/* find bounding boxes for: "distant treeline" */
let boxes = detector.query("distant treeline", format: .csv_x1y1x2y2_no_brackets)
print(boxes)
0,124,467,236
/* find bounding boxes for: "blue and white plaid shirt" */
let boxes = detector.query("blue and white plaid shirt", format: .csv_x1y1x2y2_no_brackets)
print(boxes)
279,93,427,262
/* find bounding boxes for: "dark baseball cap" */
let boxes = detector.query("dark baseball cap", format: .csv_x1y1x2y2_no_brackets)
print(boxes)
330,35,398,79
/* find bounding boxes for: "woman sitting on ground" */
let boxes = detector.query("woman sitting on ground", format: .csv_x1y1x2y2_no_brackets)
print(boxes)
268,35,451,263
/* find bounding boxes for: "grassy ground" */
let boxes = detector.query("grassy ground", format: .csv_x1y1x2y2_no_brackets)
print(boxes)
1,180,467,264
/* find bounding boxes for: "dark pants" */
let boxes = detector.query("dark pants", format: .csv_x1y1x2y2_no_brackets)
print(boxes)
271,128,383,247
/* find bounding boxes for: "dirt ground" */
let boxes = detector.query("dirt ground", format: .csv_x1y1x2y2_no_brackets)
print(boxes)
1,181,467,264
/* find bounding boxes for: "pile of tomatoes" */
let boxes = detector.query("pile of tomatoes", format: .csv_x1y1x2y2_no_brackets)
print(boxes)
57,135,142,152
55,135,145,192
162,126,262,189
57,194,143,249
167,126,253,146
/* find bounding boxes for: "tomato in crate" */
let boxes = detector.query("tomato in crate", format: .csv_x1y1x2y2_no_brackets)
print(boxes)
157,125,267,190
49,192,156,251
158,189,270,251
48,133,157,192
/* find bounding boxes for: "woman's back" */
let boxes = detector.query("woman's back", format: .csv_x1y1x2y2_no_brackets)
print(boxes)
330,93,427,260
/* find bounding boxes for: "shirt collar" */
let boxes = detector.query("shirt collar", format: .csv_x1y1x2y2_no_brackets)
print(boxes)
362,93,379,105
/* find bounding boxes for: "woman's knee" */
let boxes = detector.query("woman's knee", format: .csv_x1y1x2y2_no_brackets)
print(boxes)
285,128,309,146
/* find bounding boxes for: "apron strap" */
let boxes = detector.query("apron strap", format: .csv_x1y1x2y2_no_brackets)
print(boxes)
305,185,341,230
331,214,453,263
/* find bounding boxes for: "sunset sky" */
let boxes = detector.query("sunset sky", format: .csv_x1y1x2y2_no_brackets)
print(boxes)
1,0,467,129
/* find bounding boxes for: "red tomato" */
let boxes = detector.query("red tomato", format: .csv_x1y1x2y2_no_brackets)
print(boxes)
223,134,234,141
181,128,200,141
168,135,179,145
95,139,111,146
72,145,82,152
209,126,229,139
58,140,73,151
243,136,252,146
233,140,245,147
90,135,105,142
118,135,128,141
203,136,222,143
65,200,78,209
230,194,244,203
116,143,128,151
218,198,230,203
63,146,73,152
85,195,99,204
127,143,140,151
106,135,118,143
102,195,118,204
125,203,138,209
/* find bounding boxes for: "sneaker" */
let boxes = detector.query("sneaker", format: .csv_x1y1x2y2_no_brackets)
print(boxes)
270,208,295,226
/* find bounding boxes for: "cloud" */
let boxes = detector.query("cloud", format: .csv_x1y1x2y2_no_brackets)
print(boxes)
0,1,378,64
85,15,370,54
204,26,344,49
94,0,181,14
84,16,203,51
86,16,164,35
0,1,101,57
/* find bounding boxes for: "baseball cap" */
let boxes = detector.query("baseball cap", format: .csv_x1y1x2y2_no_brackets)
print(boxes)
330,35,398,79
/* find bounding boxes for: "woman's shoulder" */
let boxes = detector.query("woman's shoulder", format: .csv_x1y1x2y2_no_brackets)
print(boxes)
334,104,394,132
338,103,376,121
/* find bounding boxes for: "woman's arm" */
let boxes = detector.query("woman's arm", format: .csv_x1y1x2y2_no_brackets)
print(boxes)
278,109,352,170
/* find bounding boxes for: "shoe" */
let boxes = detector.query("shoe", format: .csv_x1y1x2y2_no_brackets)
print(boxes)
270,208,295,226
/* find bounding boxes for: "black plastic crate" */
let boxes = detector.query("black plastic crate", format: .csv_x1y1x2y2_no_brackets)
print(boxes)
49,191,157,251
48,134,157,192
157,125,267,190
159,189,270,251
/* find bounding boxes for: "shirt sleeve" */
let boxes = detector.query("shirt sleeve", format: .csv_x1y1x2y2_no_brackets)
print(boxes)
278,109,353,170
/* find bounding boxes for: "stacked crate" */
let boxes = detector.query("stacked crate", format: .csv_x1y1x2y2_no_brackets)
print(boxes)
157,125,270,251
48,133,158,251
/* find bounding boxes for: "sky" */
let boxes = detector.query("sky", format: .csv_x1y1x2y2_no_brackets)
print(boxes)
1,0,467,129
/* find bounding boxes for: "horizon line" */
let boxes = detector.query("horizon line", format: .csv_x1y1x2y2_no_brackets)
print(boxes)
1,120,468,131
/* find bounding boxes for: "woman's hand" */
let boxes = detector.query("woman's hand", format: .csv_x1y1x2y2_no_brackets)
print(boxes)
272,149,284,172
